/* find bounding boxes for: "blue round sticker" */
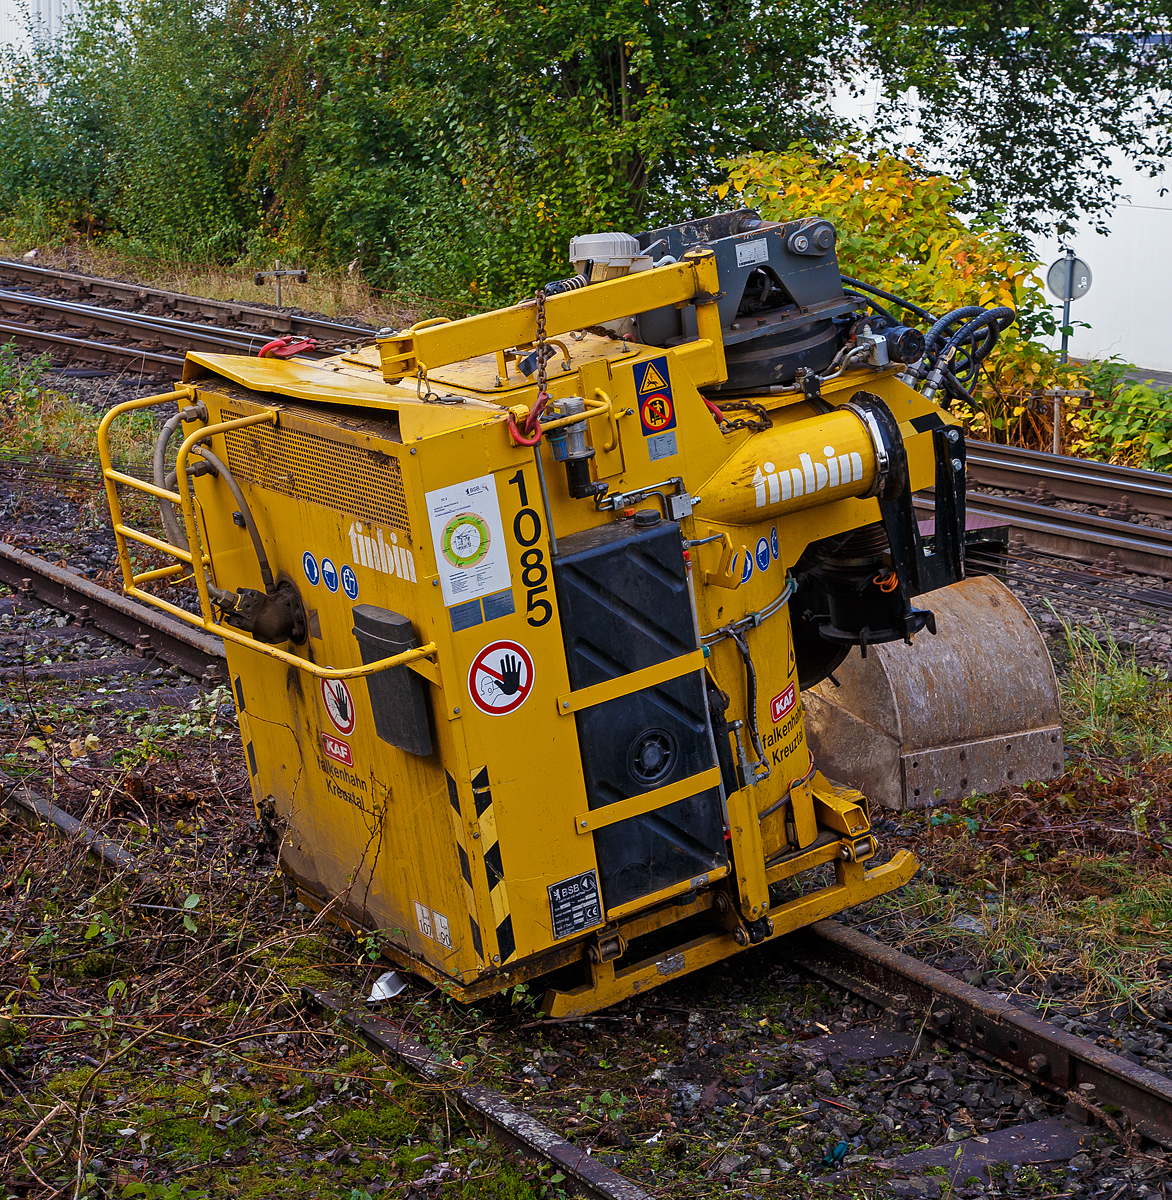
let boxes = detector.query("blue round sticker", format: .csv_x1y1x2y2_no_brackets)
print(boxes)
770,526,779,561
321,557,339,593
740,550,754,585
302,551,319,586
341,564,359,600
755,537,770,572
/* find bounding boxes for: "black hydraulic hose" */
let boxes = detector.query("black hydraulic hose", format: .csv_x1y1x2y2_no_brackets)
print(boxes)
164,447,275,594
153,411,191,552
730,629,766,770
923,306,986,356
938,307,1015,372
844,290,899,326
840,275,938,324
192,446,275,593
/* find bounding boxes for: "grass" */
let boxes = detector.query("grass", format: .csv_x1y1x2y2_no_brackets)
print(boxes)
0,362,157,474
1055,608,1172,759
855,612,1172,1006
0,235,431,327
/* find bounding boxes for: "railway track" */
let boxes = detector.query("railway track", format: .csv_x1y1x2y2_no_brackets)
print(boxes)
0,258,373,377
4,555,1172,1188
920,440,1172,581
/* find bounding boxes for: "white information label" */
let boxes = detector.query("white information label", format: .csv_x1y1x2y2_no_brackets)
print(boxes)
414,901,434,940
426,474,511,607
735,238,769,267
432,910,453,949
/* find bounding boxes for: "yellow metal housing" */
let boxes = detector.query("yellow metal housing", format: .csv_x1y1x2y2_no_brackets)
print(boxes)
96,250,963,1015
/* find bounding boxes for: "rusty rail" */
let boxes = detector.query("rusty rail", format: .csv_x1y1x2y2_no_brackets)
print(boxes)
790,920,1172,1147
302,988,652,1200
0,542,224,680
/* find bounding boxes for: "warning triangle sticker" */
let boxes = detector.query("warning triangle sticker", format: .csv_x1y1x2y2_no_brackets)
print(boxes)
638,362,668,394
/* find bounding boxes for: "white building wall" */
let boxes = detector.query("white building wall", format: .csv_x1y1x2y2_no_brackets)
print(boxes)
830,77,1172,372
1,0,78,53
1032,168,1172,372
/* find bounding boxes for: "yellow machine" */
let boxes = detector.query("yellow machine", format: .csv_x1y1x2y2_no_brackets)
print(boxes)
98,211,1022,1015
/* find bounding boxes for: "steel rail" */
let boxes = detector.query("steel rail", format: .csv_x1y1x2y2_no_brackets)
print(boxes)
917,492,1172,578
303,987,652,1200
0,257,374,340
0,541,224,680
0,287,274,354
0,316,185,374
966,440,1172,520
791,920,1172,1148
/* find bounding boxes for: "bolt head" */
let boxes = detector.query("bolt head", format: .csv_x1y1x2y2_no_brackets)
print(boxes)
580,820,588,828
453,706,460,715
952,458,964,472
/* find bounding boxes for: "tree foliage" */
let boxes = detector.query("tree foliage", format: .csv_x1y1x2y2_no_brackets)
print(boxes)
0,0,298,257
291,0,853,303
0,0,1169,304
725,140,1172,468
857,0,1172,235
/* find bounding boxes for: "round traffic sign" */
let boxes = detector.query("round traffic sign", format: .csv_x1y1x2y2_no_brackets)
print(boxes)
467,640,535,716
1046,255,1092,301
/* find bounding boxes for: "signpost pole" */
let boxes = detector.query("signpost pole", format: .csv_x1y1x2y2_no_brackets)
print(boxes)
1060,249,1074,364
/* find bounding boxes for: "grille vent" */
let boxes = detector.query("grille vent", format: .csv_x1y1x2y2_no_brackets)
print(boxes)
218,402,411,540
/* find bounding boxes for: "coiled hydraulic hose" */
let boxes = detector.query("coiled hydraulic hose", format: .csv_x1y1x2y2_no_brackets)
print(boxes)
840,275,1016,408
152,406,275,601
918,306,1016,405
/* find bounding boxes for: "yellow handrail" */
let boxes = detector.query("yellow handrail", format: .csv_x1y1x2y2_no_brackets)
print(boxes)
98,385,441,683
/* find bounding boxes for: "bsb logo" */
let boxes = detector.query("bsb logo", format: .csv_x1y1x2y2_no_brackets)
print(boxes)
770,684,797,724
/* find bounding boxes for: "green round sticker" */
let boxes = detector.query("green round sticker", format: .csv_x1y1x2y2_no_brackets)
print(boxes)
442,512,490,568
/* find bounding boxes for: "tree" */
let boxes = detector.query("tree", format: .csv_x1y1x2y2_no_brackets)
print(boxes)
857,0,1172,235
296,0,857,303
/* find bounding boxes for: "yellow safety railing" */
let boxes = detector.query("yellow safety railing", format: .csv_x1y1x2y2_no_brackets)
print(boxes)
97,387,437,682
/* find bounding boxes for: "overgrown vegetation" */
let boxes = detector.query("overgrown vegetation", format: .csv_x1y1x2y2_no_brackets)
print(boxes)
0,661,556,1198
0,350,155,474
1,0,1170,307
859,616,1172,1005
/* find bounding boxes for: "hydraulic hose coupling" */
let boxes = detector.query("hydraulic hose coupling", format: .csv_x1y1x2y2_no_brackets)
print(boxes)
920,347,956,405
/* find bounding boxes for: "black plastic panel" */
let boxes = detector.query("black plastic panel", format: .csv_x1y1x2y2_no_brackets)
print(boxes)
351,605,433,756
552,518,727,910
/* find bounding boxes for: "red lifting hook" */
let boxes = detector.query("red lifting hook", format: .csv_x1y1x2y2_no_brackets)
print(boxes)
258,336,317,358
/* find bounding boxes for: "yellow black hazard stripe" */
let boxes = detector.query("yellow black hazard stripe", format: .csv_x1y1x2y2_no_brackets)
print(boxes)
446,770,483,963
234,675,258,778
471,767,515,964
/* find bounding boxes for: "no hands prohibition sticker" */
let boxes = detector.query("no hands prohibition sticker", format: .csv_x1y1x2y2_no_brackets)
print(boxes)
320,677,357,736
468,639,535,716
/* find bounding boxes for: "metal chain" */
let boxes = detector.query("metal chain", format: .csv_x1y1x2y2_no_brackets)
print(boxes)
534,288,548,398
716,400,773,433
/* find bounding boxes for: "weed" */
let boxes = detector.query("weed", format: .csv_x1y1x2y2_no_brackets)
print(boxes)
1056,608,1172,759
0,342,53,403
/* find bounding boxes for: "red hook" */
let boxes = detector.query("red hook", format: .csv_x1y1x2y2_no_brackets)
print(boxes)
258,336,317,358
